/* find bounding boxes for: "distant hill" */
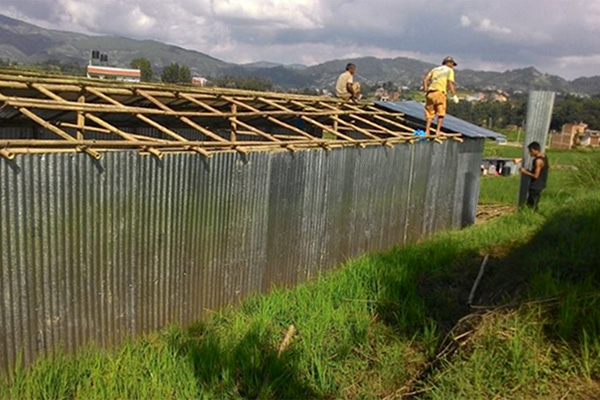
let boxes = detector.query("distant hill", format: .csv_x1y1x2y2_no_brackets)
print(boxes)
1,13,599,95
0,14,231,77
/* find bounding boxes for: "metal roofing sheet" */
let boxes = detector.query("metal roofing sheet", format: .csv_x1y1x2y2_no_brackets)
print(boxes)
376,100,505,140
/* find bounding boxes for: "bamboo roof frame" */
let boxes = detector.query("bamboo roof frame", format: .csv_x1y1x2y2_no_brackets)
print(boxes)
0,69,463,160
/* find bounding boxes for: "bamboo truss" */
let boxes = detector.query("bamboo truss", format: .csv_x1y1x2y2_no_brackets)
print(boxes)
0,70,463,160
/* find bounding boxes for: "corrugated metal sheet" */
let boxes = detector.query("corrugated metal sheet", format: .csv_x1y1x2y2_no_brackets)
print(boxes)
376,101,506,140
518,91,555,205
0,138,484,374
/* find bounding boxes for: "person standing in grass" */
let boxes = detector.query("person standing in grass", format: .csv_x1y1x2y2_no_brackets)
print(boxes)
520,141,549,209
335,63,362,101
422,56,459,135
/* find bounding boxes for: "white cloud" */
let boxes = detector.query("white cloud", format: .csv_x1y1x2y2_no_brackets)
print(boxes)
476,18,511,34
583,1,600,31
211,0,322,29
2,0,600,78
461,15,511,35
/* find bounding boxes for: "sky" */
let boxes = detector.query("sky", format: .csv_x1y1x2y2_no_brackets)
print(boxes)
2,0,600,79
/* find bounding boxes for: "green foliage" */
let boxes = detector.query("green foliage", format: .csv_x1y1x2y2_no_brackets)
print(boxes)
1,59,85,76
130,57,153,82
448,97,527,130
160,63,191,84
552,94,600,130
211,75,273,91
569,150,600,189
447,94,600,133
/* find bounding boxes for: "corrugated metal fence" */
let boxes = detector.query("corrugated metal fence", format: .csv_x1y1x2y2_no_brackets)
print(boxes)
0,138,483,373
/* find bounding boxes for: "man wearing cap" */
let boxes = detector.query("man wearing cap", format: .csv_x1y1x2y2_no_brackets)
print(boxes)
335,63,362,101
422,56,459,136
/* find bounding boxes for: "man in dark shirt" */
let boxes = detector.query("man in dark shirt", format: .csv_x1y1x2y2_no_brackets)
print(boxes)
520,141,549,209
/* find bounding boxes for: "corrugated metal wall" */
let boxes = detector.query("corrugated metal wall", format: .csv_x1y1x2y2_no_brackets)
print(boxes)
518,91,555,205
0,138,483,374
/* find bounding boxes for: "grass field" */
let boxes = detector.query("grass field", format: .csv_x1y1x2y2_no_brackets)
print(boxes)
1,145,600,399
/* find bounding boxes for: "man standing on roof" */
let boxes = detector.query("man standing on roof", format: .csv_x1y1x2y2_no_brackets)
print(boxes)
335,63,362,101
422,56,459,136
520,141,549,210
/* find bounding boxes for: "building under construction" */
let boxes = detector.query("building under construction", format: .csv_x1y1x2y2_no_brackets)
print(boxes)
0,69,502,373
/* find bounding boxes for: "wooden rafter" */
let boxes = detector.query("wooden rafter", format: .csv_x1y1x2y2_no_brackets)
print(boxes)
0,70,468,158
85,87,210,157
318,101,409,138
221,96,328,148
18,107,101,159
256,97,357,142
136,89,228,144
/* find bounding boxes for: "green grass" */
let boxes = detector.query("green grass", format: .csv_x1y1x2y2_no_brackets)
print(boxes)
2,149,600,399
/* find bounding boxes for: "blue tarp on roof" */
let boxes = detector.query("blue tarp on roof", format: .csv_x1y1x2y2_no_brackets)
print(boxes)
375,100,505,140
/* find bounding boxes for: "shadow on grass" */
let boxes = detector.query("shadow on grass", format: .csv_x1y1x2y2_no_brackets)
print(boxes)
166,322,320,399
372,200,600,341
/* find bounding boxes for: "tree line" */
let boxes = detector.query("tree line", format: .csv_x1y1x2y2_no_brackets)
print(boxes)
2,56,599,129
447,94,600,131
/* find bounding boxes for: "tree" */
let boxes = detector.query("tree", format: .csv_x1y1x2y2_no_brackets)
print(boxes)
210,75,273,91
161,63,191,84
130,58,153,82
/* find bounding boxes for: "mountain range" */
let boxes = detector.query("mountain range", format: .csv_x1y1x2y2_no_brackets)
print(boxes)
1,13,599,95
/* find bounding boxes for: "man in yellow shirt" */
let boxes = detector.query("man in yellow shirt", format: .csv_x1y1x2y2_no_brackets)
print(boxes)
335,63,362,101
422,56,459,135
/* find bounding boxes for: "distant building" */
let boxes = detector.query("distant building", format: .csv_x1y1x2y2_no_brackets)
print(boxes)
86,49,141,82
86,65,141,82
374,88,400,102
466,93,486,102
192,77,208,87
551,122,600,150
490,91,509,102
481,157,522,176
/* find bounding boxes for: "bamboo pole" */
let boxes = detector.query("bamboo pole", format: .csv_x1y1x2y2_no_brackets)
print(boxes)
58,122,111,134
136,89,229,143
0,137,407,148
18,107,101,159
77,95,85,140
230,103,238,141
0,70,352,103
0,148,15,160
178,93,224,114
232,119,281,143
2,95,385,118
31,84,165,156
468,255,489,305
362,105,415,132
318,101,409,138
222,95,322,144
256,97,356,142
331,116,382,140
86,87,191,143
135,114,210,157
84,114,141,142
0,140,299,147
287,99,361,142
85,87,210,155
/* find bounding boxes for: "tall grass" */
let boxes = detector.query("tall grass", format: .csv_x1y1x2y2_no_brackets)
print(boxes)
569,151,600,189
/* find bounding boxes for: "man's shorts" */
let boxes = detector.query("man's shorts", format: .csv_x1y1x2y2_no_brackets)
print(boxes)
425,91,447,120
337,82,362,101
